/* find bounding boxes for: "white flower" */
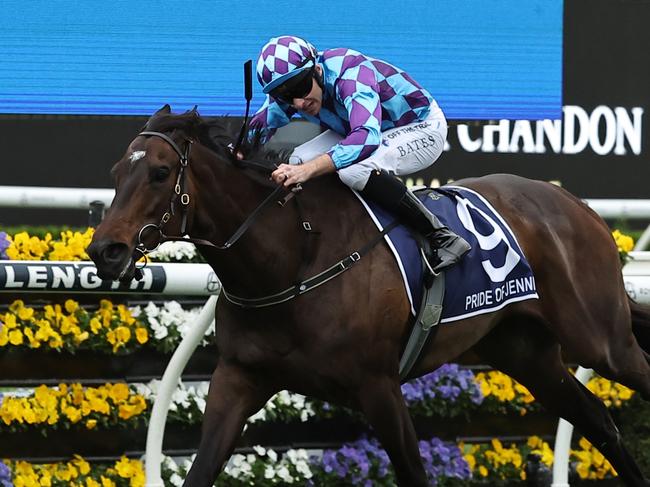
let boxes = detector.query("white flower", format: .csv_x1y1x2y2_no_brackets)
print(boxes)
299,402,315,422
171,387,191,409
231,454,245,467
151,318,168,339
144,301,160,319
253,445,266,456
148,240,197,261
277,390,292,405
277,466,292,482
162,456,179,472
169,473,183,486
267,449,278,462
129,305,142,317
264,465,276,479
292,394,306,409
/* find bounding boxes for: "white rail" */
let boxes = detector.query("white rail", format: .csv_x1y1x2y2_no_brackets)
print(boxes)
551,367,594,487
0,261,219,295
2,185,650,219
145,295,218,487
0,185,114,209
584,199,650,219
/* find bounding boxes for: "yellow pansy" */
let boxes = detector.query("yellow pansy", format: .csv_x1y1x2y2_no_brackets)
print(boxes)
3,313,17,328
65,299,80,314
9,329,24,345
135,327,149,344
612,230,634,253
109,383,130,403
17,306,35,321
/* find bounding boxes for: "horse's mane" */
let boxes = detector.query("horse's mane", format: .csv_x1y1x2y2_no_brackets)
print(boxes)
142,107,289,170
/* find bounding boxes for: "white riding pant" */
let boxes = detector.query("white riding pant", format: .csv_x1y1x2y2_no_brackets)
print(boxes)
290,102,447,190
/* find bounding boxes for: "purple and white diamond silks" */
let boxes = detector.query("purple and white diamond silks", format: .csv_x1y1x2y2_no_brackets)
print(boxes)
250,46,436,169
256,35,317,90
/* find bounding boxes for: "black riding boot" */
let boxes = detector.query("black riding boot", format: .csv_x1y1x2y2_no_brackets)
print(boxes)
360,170,471,273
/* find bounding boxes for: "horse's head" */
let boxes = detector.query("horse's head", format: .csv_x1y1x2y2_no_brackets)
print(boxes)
87,104,227,281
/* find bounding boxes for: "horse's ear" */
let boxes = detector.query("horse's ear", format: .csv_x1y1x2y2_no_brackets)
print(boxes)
156,104,171,115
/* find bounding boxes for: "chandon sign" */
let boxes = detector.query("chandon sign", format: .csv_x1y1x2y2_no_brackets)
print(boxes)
0,262,166,292
453,105,644,156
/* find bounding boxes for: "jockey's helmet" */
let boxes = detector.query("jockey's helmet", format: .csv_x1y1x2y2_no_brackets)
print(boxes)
256,36,318,95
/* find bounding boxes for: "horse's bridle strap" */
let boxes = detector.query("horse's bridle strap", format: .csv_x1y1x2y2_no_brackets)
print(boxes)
159,184,286,250
222,220,399,308
136,130,286,253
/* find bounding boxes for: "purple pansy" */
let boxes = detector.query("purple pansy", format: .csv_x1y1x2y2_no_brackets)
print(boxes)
402,364,484,418
0,232,10,260
315,436,470,485
0,461,11,487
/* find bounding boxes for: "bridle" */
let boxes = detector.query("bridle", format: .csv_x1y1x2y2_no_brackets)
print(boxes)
132,130,286,267
129,131,396,308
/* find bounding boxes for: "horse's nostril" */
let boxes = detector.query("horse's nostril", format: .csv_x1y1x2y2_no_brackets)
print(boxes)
103,242,130,264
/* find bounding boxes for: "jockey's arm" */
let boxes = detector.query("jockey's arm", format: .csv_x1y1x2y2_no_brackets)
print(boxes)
272,66,383,187
247,97,296,145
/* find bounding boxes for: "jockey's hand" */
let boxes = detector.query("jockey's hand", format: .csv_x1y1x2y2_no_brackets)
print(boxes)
272,163,313,187
271,154,336,188
227,143,244,160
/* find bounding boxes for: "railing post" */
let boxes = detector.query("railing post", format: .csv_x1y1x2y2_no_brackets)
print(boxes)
551,366,594,487
144,295,218,487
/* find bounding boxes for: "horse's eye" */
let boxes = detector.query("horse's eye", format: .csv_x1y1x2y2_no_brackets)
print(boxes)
151,166,171,183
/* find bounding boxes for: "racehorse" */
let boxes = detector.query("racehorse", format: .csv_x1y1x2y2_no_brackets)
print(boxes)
87,105,650,487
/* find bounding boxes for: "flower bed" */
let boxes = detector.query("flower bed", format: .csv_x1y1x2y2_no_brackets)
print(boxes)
0,229,199,263
0,435,618,486
0,368,634,447
0,300,213,355
1,456,144,487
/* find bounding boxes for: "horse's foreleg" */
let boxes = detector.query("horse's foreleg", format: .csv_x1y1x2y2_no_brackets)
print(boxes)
182,364,273,487
358,375,429,487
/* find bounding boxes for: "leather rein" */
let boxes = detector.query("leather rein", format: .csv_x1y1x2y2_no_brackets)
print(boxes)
132,130,396,308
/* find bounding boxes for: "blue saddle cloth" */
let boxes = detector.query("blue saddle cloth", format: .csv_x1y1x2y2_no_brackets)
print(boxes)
358,185,539,322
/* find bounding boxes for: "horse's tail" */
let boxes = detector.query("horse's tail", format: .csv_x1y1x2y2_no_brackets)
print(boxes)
630,298,650,355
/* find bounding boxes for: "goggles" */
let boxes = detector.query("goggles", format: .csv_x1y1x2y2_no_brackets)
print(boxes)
269,64,315,104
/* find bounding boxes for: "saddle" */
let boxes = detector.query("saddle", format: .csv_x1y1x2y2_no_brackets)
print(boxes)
356,186,539,380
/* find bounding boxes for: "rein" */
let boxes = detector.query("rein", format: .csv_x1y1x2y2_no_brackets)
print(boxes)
133,130,394,309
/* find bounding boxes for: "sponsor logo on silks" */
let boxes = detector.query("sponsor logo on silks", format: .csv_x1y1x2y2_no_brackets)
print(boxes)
0,262,166,292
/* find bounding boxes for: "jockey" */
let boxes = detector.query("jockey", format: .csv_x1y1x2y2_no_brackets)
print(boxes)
250,35,470,274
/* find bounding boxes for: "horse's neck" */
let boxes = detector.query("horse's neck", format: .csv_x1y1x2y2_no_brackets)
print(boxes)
189,146,312,294
189,146,372,297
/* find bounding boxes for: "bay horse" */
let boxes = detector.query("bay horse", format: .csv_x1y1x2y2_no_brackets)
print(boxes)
88,106,650,486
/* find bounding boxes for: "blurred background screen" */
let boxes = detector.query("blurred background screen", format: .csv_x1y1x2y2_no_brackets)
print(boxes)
0,0,562,120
